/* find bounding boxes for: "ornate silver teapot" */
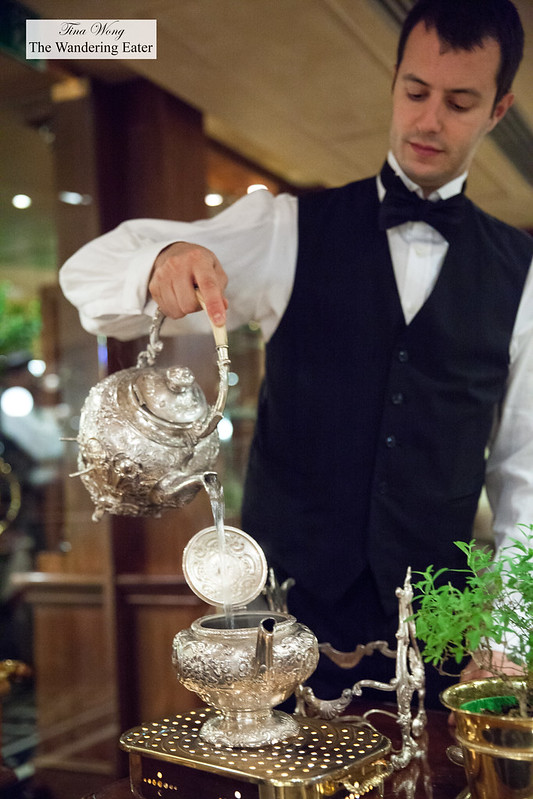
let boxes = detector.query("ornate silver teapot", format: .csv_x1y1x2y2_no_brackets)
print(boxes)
72,308,230,521
173,526,319,748
173,610,319,748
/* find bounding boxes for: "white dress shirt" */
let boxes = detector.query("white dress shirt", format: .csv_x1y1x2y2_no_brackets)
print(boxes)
60,154,533,560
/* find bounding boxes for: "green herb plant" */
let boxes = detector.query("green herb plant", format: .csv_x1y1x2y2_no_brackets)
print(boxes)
0,281,41,360
413,525,533,717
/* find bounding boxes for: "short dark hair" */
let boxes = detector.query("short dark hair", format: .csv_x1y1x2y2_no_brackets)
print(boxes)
397,0,524,104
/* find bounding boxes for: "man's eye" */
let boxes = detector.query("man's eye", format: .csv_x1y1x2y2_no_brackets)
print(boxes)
407,92,425,101
449,101,470,112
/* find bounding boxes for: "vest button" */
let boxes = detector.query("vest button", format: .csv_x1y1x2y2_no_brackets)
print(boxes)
385,434,397,448
391,392,404,405
377,481,388,495
398,349,409,362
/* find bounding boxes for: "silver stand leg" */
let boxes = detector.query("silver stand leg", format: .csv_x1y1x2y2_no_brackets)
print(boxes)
292,568,426,770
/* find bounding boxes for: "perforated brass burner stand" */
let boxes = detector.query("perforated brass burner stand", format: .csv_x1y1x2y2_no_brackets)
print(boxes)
120,708,392,799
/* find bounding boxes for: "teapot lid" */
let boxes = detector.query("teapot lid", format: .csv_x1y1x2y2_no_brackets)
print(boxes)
131,366,208,425
183,526,268,607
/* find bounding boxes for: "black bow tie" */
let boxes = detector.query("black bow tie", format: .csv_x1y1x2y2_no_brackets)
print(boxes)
378,161,466,241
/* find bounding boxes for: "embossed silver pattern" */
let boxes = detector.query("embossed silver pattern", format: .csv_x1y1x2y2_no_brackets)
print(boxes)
172,611,319,748
182,526,268,606
71,309,230,521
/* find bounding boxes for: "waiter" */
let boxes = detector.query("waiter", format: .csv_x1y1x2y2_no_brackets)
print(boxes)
60,0,533,707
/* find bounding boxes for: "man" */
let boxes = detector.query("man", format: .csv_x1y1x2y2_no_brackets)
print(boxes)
60,0,533,706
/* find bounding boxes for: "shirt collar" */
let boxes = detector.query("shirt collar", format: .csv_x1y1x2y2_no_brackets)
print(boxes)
377,151,468,202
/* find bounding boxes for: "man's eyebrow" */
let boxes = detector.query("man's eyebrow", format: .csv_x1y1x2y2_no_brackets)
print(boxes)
402,73,430,88
401,73,482,98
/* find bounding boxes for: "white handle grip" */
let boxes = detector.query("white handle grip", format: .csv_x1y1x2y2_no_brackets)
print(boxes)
195,290,228,348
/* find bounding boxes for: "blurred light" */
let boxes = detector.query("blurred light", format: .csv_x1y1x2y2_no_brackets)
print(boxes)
205,192,224,207
218,416,234,442
55,403,71,420
28,359,46,377
51,76,89,103
1,386,34,417
247,184,268,194
97,336,108,371
38,125,55,145
228,371,240,387
42,373,61,391
12,194,32,209
59,190,92,206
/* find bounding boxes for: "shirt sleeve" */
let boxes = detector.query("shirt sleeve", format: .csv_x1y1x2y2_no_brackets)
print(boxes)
485,256,533,555
59,189,298,342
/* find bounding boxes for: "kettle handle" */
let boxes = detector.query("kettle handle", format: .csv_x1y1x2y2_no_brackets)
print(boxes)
195,290,228,349
136,305,231,441
136,309,166,368
136,296,228,367
193,291,231,438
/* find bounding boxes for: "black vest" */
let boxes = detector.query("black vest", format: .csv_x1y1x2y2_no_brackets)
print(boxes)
241,176,532,614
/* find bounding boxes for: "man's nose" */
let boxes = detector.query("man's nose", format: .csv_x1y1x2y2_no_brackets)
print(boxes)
415,98,444,133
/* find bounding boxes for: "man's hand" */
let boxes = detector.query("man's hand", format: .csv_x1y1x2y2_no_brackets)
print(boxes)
460,650,524,682
148,242,228,327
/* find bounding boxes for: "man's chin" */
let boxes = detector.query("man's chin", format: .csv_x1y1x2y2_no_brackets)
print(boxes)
399,159,443,193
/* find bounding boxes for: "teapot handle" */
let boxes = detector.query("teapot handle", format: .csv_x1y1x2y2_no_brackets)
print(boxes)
136,309,166,368
137,295,228,366
194,291,230,438
195,290,228,349
136,304,230,441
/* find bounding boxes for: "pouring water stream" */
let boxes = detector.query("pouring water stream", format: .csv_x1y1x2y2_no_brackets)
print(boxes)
205,472,234,628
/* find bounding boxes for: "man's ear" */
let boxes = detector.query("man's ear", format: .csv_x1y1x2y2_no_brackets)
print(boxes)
488,92,514,132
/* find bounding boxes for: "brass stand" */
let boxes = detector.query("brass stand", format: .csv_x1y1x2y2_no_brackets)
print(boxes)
120,708,392,799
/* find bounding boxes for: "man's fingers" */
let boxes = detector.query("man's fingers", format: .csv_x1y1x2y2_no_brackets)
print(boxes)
194,276,228,327
149,242,228,323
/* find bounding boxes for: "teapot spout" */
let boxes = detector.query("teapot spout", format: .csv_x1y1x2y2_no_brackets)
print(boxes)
253,617,276,678
150,471,215,509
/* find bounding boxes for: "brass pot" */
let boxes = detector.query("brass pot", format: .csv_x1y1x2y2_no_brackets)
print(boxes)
441,678,533,799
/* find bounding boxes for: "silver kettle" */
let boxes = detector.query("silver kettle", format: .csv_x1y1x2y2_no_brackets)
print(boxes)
72,307,230,521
